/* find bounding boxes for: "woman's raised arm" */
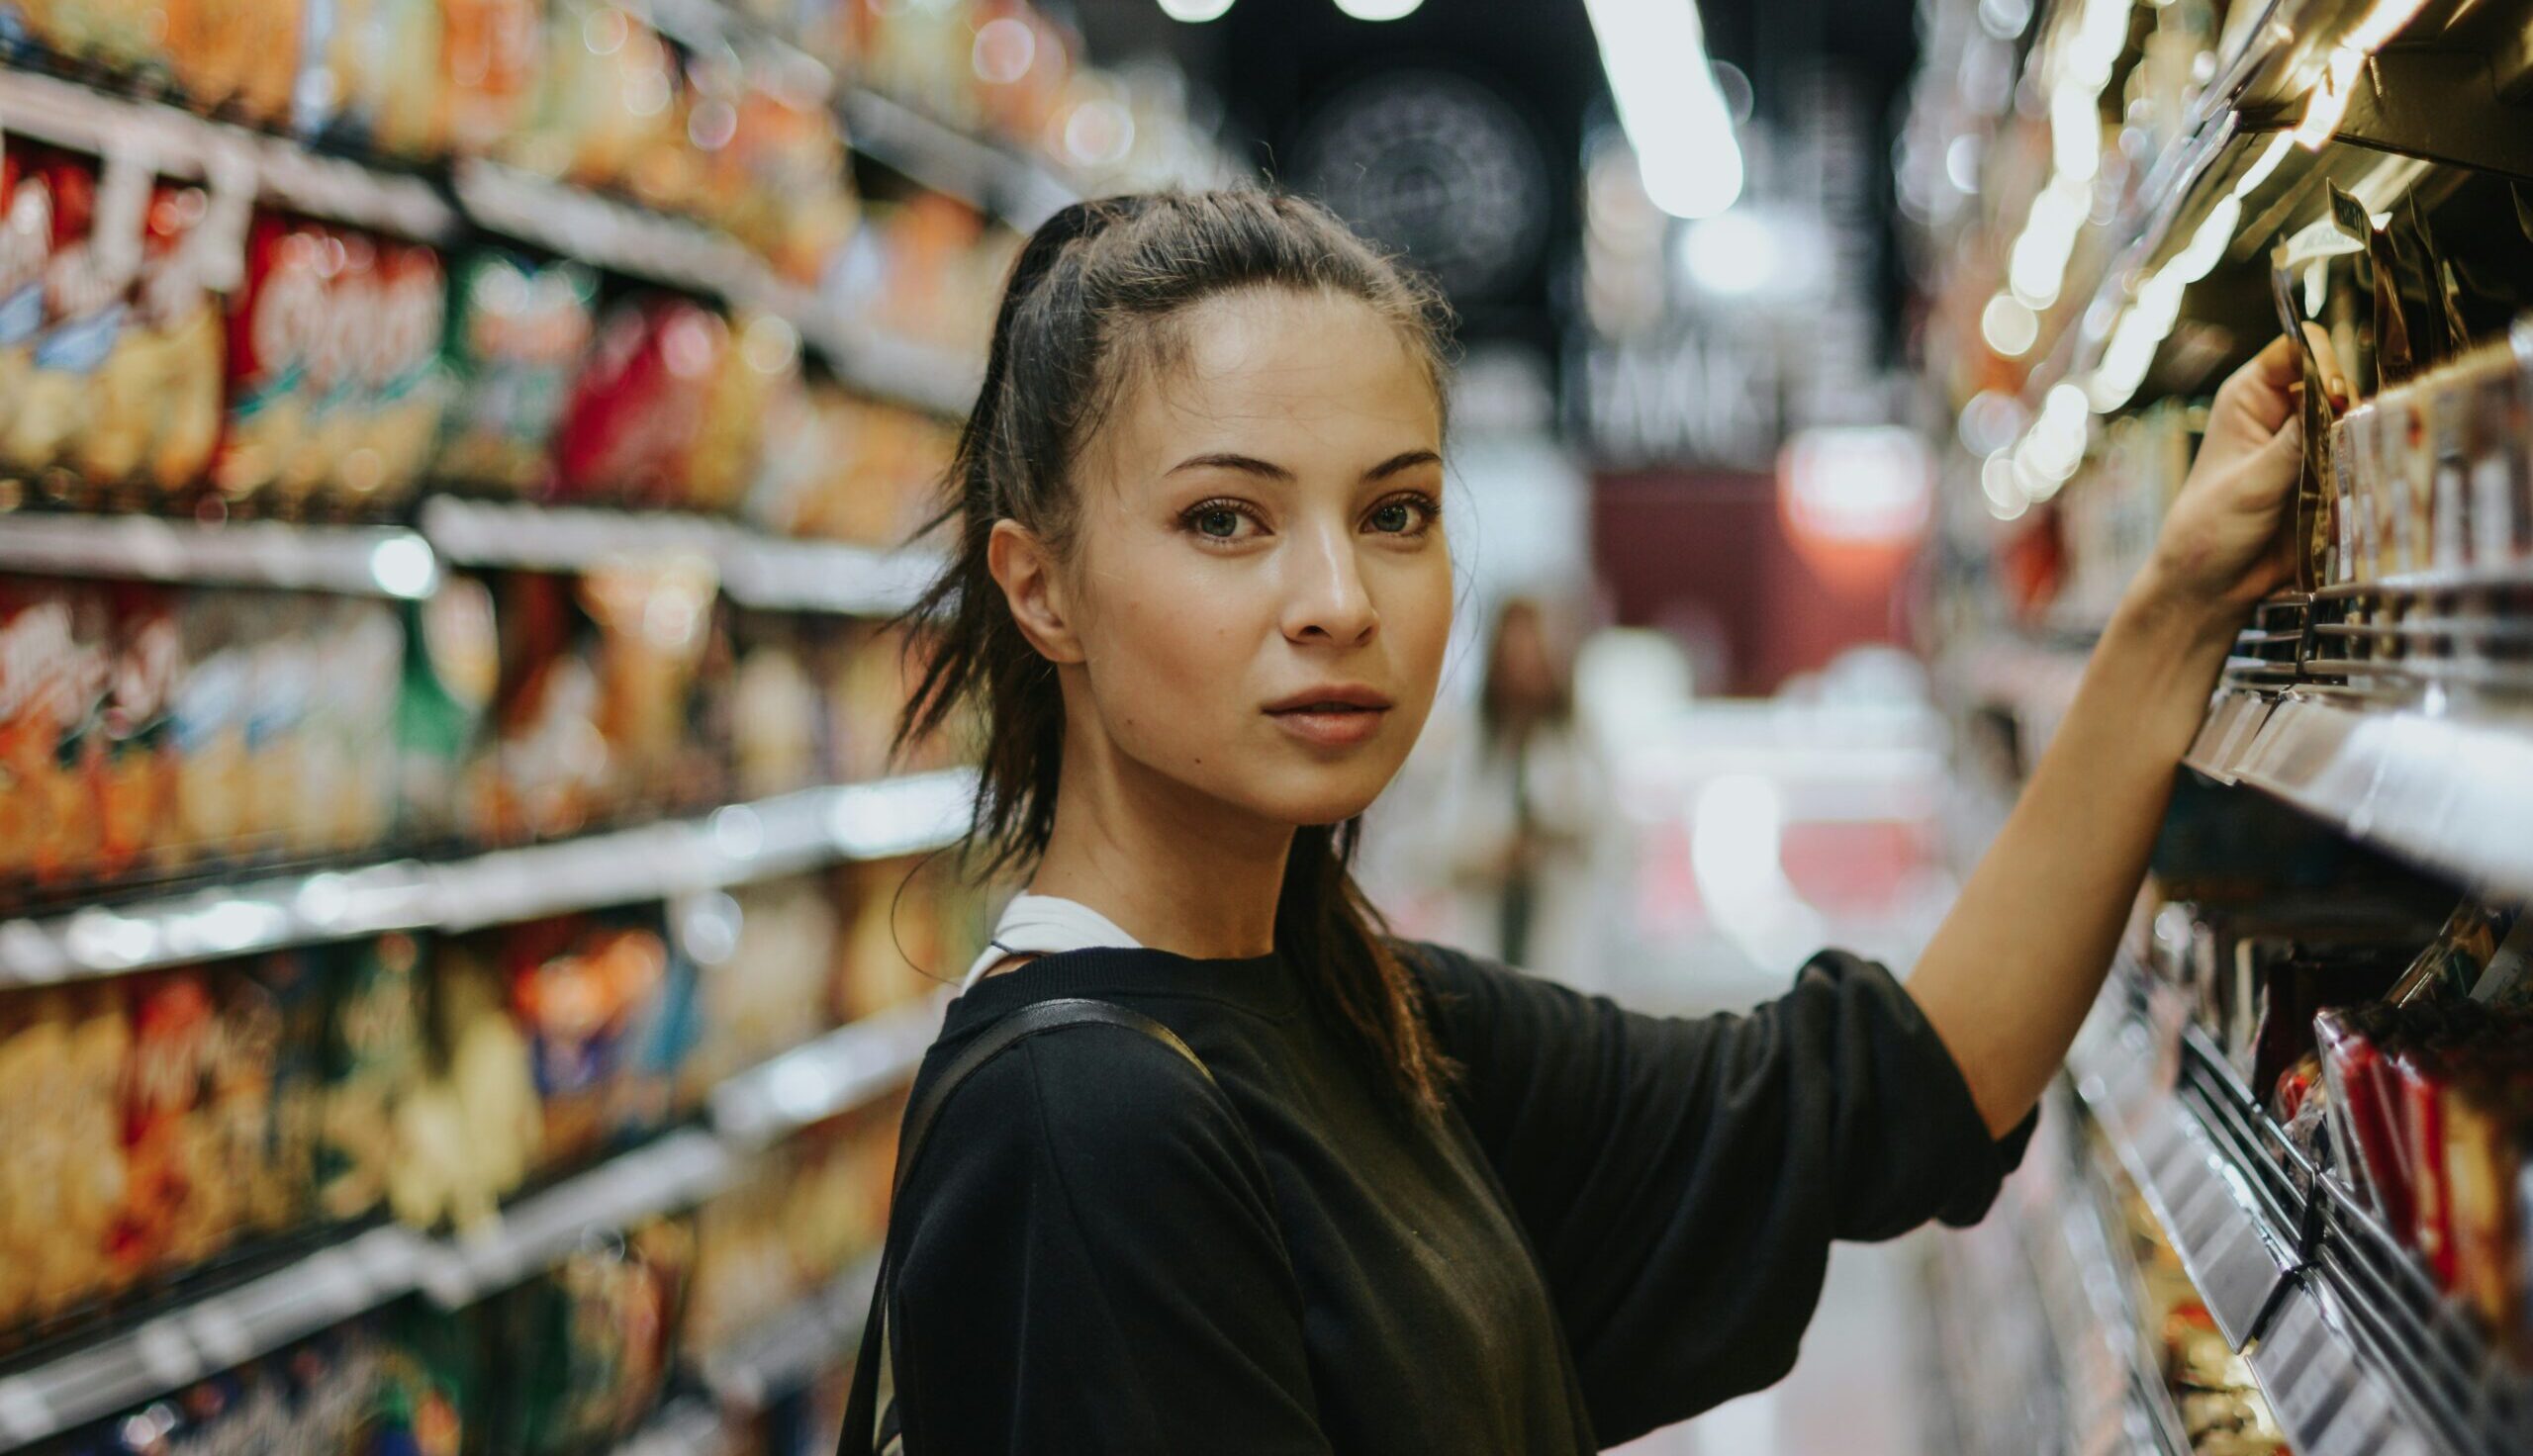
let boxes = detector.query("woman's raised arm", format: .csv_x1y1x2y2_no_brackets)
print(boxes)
1906,330,2349,1136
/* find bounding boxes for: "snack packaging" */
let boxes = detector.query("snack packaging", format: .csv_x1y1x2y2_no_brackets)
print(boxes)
316,932,425,1220
477,571,609,844
0,148,50,450
550,296,726,507
2317,1006,2412,1229
0,988,131,1321
578,559,722,815
346,240,451,514
78,181,232,500
95,584,180,881
213,215,332,510
115,969,217,1282
167,589,255,867
436,250,597,495
502,915,668,1168
397,574,501,845
3,146,147,484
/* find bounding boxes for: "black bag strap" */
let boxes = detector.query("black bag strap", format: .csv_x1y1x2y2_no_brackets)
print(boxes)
839,997,1218,1456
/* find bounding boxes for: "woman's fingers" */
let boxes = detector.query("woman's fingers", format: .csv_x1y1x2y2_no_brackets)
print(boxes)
2302,321,2351,407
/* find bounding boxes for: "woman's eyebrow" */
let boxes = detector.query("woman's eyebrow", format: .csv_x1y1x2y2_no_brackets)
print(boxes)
1364,449,1443,480
1167,451,1294,481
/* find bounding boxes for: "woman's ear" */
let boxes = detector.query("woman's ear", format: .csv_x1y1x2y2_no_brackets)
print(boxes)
986,518,1085,664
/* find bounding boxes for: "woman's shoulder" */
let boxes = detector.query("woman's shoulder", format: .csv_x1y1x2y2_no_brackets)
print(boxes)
904,1013,1257,1198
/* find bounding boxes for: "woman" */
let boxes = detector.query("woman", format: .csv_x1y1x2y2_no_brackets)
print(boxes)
873,191,2328,1454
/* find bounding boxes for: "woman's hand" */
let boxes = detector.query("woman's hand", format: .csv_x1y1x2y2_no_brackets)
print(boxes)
2129,326,2351,630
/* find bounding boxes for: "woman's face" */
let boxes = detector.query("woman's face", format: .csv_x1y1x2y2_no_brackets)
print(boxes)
1048,286,1452,831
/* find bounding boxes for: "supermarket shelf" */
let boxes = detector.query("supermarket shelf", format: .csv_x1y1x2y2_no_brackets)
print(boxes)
840,86,1079,230
0,514,440,598
2068,1006,2297,1350
827,326,985,419
2065,985,2533,1455
0,1224,428,1450
711,995,940,1149
451,158,778,305
415,1130,737,1309
0,67,456,241
418,497,942,616
0,996,927,1449
2183,688,2533,901
694,1253,881,1410
0,769,977,985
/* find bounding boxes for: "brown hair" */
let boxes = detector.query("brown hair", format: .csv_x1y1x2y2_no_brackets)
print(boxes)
896,190,1458,1112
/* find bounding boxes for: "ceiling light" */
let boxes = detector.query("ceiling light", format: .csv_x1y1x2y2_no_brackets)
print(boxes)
1332,0,1423,18
1157,0,1234,20
1582,0,1743,220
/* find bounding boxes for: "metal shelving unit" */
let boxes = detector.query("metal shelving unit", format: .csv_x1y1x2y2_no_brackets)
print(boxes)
0,1000,933,1450
2063,979,2533,1456
0,768,976,986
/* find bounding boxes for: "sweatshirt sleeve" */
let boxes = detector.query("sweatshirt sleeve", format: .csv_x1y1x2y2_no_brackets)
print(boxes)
1410,943,2034,1445
887,1025,1335,1456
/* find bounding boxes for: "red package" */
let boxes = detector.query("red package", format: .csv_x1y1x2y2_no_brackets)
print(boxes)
115,970,218,1283
79,182,231,499
2317,1008,2415,1233
551,297,726,507
2399,1046,2459,1287
213,215,335,510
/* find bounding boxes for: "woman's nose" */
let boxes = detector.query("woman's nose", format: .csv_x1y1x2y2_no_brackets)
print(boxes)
1282,525,1378,647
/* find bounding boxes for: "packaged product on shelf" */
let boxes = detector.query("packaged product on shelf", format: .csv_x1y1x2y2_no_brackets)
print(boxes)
303,0,451,157
579,558,726,815
346,239,452,513
433,1215,695,1455
549,294,726,509
832,856,973,1022
0,581,117,894
79,180,231,500
503,0,682,196
683,1101,895,1356
441,0,544,157
498,911,689,1168
0,987,130,1329
115,969,221,1282
396,573,500,845
0,148,49,446
239,593,317,855
168,0,305,125
316,931,426,1221
745,385,957,545
166,588,255,868
95,584,180,880
685,311,799,515
729,618,821,800
436,249,598,496
0,145,148,488
212,214,332,510
299,597,404,856
243,947,329,1235
389,939,538,1231
715,74,861,285
679,873,841,1098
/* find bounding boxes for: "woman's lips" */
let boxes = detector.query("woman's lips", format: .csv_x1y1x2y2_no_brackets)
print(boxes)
1265,701,1389,748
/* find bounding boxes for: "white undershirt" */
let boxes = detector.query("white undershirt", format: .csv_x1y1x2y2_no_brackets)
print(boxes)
960,893,1144,992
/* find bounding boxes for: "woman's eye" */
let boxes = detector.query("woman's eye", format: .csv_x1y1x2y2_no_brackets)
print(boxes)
1367,498,1435,535
1195,506,1243,539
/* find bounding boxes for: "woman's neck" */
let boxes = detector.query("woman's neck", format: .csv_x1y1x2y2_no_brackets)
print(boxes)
1028,729,1289,960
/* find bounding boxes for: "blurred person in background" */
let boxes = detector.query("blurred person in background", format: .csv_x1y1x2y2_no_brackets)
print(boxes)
1386,595,1618,989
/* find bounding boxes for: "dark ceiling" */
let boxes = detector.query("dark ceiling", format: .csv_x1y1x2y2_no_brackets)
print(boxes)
1062,0,1924,357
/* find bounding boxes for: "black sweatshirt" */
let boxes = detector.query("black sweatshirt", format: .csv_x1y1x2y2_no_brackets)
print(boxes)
882,943,2030,1454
